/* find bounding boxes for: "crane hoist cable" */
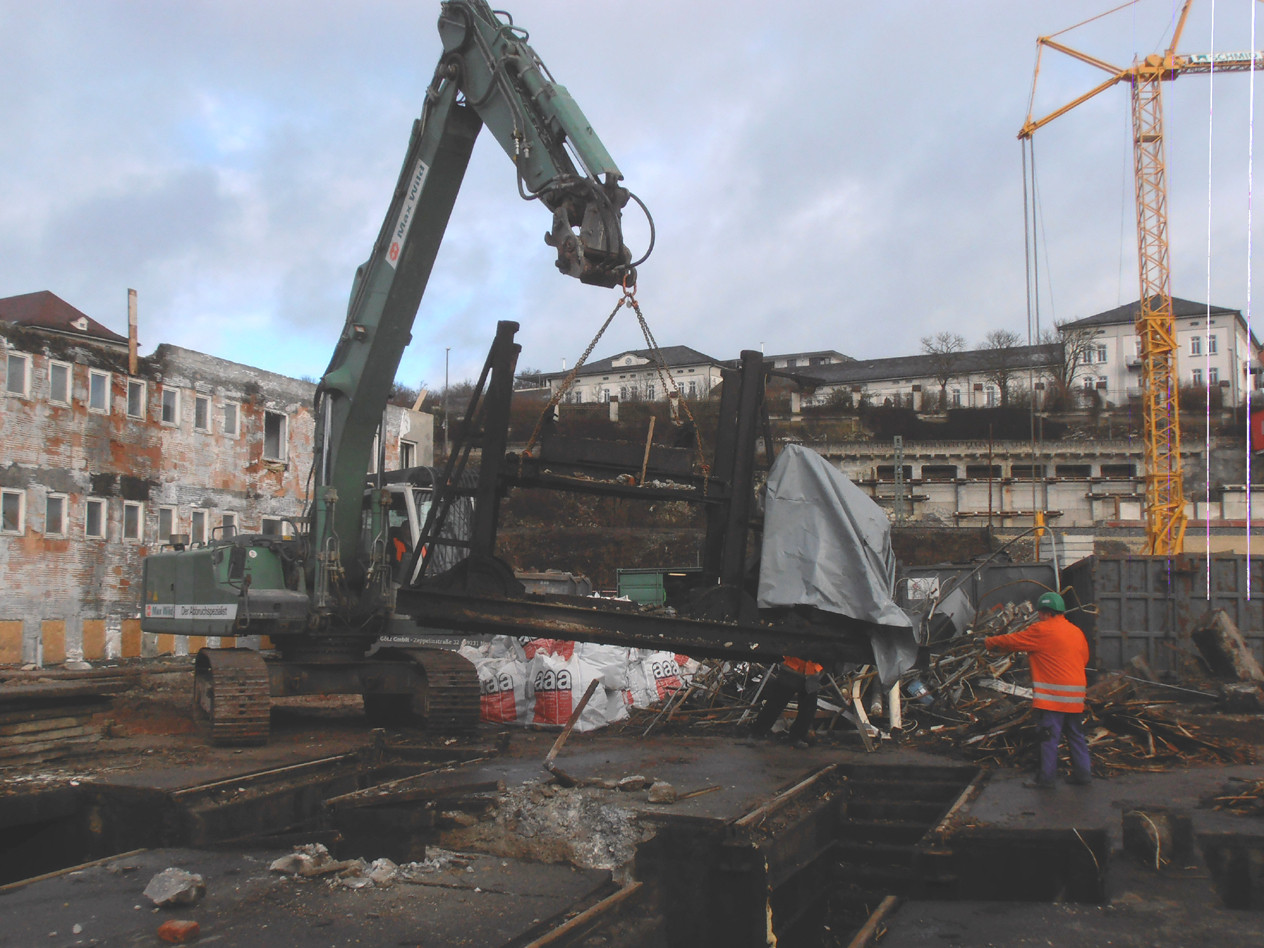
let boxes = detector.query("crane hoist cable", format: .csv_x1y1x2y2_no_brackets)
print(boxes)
522,280,711,485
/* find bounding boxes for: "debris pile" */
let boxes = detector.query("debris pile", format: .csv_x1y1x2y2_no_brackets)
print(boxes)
269,842,482,888
627,600,1255,775
1210,777,1264,816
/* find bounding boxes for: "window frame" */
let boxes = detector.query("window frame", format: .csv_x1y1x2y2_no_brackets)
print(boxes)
1207,334,1218,355
1192,368,1204,386
49,360,72,405
126,378,146,419
88,368,112,414
160,386,181,426
1,488,25,535
122,500,144,542
85,497,107,540
399,439,417,469
222,400,240,438
219,512,238,539
44,492,68,536
5,351,31,397
1190,335,1203,356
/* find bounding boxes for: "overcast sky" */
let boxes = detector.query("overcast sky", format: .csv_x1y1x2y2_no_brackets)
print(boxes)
2,1,1261,390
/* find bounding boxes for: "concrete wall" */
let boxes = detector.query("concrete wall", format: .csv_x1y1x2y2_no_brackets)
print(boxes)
814,438,1262,555
0,327,432,666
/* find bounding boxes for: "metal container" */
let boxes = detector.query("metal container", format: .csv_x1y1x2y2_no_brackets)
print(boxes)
899,561,1059,619
1062,554,1264,674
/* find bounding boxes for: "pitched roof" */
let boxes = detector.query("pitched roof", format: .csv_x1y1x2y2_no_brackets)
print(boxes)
787,342,1062,387
539,345,723,380
1059,296,1239,330
761,349,853,364
0,291,129,345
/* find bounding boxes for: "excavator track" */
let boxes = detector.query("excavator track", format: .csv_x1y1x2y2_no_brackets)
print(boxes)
405,647,482,735
369,648,482,735
193,648,271,746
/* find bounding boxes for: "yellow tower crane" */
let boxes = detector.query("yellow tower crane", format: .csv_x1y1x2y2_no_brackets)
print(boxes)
1019,0,1263,555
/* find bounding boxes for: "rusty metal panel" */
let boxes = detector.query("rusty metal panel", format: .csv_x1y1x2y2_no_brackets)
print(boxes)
1063,554,1264,675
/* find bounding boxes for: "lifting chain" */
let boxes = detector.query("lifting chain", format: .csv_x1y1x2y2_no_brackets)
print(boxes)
522,277,711,485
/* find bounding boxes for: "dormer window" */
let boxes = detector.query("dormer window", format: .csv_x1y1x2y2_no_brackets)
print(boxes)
71,316,89,331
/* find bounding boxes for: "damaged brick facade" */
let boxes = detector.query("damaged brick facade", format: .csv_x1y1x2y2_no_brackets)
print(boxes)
0,293,433,666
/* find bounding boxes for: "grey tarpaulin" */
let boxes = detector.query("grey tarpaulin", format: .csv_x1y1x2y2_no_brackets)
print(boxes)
756,445,917,685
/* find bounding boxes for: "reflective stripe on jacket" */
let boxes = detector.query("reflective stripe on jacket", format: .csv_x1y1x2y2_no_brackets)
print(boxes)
984,614,1089,713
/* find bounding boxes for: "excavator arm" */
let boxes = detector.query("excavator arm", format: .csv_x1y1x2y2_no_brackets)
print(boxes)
311,0,637,608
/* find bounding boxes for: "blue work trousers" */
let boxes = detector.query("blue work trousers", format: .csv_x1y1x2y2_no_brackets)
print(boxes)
1037,708,1092,781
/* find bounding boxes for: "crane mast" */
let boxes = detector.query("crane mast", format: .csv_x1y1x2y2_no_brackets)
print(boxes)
1019,0,1263,555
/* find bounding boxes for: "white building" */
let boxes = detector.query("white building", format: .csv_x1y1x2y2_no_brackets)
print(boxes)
1058,297,1262,406
538,346,727,404
787,343,1063,410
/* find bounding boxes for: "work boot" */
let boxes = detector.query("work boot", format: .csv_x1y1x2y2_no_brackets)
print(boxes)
1068,772,1093,786
1024,776,1057,789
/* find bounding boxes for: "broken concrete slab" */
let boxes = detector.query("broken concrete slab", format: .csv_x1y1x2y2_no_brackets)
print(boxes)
143,867,205,906
1193,609,1264,683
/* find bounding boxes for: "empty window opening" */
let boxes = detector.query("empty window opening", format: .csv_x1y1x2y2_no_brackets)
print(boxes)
194,394,211,432
45,494,67,536
126,379,145,418
161,388,180,425
921,464,958,482
875,465,912,481
158,507,177,545
264,411,287,461
85,498,106,539
261,517,293,538
1011,464,1045,479
190,509,208,545
1,489,25,534
222,402,240,437
123,501,143,541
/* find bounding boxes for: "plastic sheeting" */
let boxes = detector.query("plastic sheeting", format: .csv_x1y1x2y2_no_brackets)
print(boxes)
756,444,917,685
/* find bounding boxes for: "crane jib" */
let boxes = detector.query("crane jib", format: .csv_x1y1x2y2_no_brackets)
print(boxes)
388,159,431,269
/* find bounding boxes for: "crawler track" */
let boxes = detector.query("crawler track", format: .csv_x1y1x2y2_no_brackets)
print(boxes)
194,648,271,746
400,648,482,735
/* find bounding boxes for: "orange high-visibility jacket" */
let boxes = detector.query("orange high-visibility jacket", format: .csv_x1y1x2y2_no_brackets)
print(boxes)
783,656,824,677
985,614,1089,713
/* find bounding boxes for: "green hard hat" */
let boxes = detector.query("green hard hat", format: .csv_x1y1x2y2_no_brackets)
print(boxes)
1037,591,1066,613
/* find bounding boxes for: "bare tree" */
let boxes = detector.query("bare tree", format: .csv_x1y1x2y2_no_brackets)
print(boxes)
979,329,1024,406
1041,321,1099,397
514,366,545,390
920,331,966,410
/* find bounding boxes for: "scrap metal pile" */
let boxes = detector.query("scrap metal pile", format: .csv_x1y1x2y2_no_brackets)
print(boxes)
630,600,1253,775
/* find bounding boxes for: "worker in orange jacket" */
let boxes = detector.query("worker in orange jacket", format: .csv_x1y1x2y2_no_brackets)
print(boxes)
984,591,1092,788
750,656,824,748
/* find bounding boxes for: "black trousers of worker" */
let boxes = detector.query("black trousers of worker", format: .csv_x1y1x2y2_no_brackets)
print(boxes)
751,669,818,742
